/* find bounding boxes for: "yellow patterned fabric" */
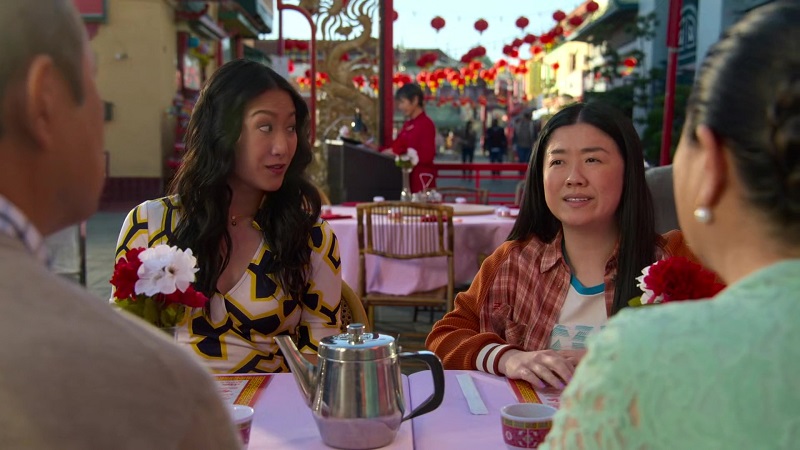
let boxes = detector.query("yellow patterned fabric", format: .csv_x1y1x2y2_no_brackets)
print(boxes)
114,196,342,373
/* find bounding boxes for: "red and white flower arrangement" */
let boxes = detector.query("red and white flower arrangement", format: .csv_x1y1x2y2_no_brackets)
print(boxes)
629,256,725,306
110,245,208,328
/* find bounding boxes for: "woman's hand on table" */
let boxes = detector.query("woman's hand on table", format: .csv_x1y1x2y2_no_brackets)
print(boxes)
558,349,587,366
499,349,580,389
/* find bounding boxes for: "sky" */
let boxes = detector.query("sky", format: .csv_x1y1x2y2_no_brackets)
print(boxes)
277,0,585,63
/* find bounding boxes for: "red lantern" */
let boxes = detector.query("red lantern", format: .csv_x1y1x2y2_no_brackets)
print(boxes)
431,16,445,33
475,46,486,56
474,19,488,34
512,38,524,49
586,1,599,13
623,57,638,67
523,34,537,44
553,10,566,21
515,16,529,31
568,16,584,27
530,45,543,55
552,62,560,71
393,10,398,21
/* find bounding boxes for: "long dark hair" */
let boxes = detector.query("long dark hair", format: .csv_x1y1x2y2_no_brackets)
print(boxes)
684,0,800,245
509,102,657,314
168,59,320,301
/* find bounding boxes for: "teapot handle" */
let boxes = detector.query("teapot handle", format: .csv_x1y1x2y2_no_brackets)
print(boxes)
399,351,445,421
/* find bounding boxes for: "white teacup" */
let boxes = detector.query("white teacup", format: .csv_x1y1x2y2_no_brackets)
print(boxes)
229,404,255,449
373,196,385,202
454,197,467,204
500,403,557,449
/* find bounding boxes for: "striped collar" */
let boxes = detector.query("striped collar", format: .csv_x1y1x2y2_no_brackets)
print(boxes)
0,194,48,266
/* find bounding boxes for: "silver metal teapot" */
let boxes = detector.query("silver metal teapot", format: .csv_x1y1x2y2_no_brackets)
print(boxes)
275,324,445,450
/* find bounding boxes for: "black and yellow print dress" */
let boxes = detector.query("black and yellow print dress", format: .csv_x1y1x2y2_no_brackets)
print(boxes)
113,196,342,373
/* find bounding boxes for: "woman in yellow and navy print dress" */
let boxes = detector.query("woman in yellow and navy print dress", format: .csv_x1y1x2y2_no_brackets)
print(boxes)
113,60,341,373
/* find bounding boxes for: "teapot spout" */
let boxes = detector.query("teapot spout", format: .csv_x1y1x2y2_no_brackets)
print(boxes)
274,335,317,406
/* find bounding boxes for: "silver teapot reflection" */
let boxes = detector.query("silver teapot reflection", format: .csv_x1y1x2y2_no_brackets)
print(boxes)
275,324,445,449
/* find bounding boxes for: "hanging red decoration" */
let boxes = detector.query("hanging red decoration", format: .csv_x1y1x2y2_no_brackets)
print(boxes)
586,1,599,13
393,10,398,21
475,46,487,56
431,16,445,32
553,10,566,21
515,16,529,31
552,62,560,71
530,45,543,55
474,19,488,34
512,38,524,49
623,57,638,67
568,16,584,27
523,34,537,44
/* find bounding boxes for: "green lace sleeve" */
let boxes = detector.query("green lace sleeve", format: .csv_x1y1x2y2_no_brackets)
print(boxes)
540,263,800,450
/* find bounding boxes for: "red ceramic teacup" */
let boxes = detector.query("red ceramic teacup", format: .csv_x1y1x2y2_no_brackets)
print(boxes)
500,403,557,449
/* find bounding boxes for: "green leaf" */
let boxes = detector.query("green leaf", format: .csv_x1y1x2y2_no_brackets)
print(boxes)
159,304,184,328
142,297,160,326
628,296,643,307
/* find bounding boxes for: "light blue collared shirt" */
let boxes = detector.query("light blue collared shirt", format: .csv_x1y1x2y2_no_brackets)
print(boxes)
0,194,48,266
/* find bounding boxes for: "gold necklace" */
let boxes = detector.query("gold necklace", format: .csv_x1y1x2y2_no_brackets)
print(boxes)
230,214,254,227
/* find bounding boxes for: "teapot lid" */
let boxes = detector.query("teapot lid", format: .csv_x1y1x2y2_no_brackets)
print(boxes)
318,324,397,361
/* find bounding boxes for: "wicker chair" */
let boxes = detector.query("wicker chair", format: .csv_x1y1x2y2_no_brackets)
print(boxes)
339,281,369,332
436,186,490,205
356,202,455,331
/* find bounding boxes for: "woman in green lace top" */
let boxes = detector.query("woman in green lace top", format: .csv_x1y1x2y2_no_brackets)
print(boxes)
541,2,800,448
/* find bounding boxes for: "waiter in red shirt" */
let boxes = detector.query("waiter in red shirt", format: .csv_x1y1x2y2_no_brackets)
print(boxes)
391,83,436,193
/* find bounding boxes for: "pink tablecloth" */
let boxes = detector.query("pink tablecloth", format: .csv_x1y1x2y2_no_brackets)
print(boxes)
325,205,516,295
244,374,414,449
408,370,518,449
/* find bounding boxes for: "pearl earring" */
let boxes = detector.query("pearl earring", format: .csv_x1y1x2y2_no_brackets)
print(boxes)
693,207,713,224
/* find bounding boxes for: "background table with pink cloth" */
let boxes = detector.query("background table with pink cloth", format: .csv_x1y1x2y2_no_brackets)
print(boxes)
325,205,517,295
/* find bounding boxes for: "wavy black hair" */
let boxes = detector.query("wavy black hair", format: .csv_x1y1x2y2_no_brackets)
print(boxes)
683,0,800,246
509,102,657,314
168,59,320,301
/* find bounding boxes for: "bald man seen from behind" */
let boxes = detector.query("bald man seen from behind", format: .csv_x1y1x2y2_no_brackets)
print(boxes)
0,1,241,448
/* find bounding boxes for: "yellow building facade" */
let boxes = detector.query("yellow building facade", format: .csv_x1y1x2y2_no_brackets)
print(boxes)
75,0,270,205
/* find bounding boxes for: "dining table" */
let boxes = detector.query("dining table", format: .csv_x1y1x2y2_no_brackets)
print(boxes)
321,204,518,296
217,370,559,449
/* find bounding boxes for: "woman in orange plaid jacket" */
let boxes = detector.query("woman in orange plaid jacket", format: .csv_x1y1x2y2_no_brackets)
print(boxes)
426,102,697,389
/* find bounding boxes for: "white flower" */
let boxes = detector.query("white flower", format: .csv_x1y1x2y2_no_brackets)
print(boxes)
636,264,663,305
395,148,419,168
406,148,419,166
135,244,199,296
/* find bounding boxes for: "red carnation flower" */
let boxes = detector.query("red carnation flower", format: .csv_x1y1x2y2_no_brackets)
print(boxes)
110,247,146,300
643,256,725,303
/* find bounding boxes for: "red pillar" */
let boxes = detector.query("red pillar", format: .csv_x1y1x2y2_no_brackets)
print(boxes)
379,0,394,148
659,0,683,166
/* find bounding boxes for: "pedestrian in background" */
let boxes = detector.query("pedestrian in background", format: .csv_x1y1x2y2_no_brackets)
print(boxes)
484,118,507,175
